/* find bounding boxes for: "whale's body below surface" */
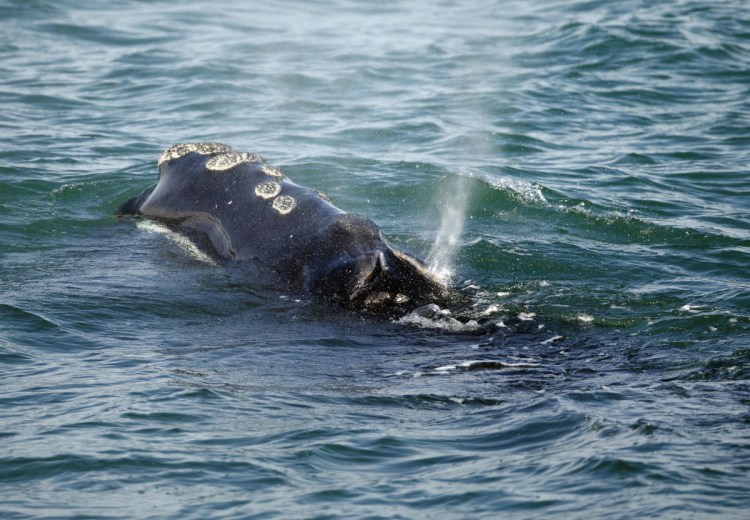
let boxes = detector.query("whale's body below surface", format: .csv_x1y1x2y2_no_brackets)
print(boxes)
118,143,447,312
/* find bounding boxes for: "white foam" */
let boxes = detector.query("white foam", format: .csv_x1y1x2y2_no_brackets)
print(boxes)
541,335,563,345
482,304,503,315
396,305,481,332
457,360,538,369
486,175,548,205
136,220,216,265
434,359,539,373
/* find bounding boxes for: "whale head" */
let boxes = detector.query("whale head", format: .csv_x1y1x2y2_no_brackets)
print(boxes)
309,214,447,312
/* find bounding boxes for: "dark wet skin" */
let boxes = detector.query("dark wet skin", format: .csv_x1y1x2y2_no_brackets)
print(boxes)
118,143,447,312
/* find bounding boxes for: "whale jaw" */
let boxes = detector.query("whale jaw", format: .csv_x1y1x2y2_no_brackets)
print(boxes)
311,245,446,313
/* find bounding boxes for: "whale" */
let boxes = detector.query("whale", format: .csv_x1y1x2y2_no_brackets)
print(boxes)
118,142,447,312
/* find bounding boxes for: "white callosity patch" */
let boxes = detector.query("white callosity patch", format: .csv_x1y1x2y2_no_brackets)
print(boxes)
314,189,333,203
255,181,281,200
206,151,265,172
260,164,284,178
272,195,297,215
158,142,232,166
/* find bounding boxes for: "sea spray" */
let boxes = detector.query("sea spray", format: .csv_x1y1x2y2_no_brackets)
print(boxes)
427,175,473,283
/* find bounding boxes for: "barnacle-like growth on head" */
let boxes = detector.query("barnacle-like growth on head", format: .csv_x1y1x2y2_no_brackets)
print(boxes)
158,142,232,166
206,151,265,172
254,181,281,200
272,195,297,215
260,164,284,178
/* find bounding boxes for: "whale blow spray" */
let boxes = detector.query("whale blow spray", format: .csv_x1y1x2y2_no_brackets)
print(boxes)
427,175,472,283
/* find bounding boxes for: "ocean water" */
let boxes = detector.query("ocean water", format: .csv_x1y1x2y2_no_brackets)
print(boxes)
1,0,749,518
